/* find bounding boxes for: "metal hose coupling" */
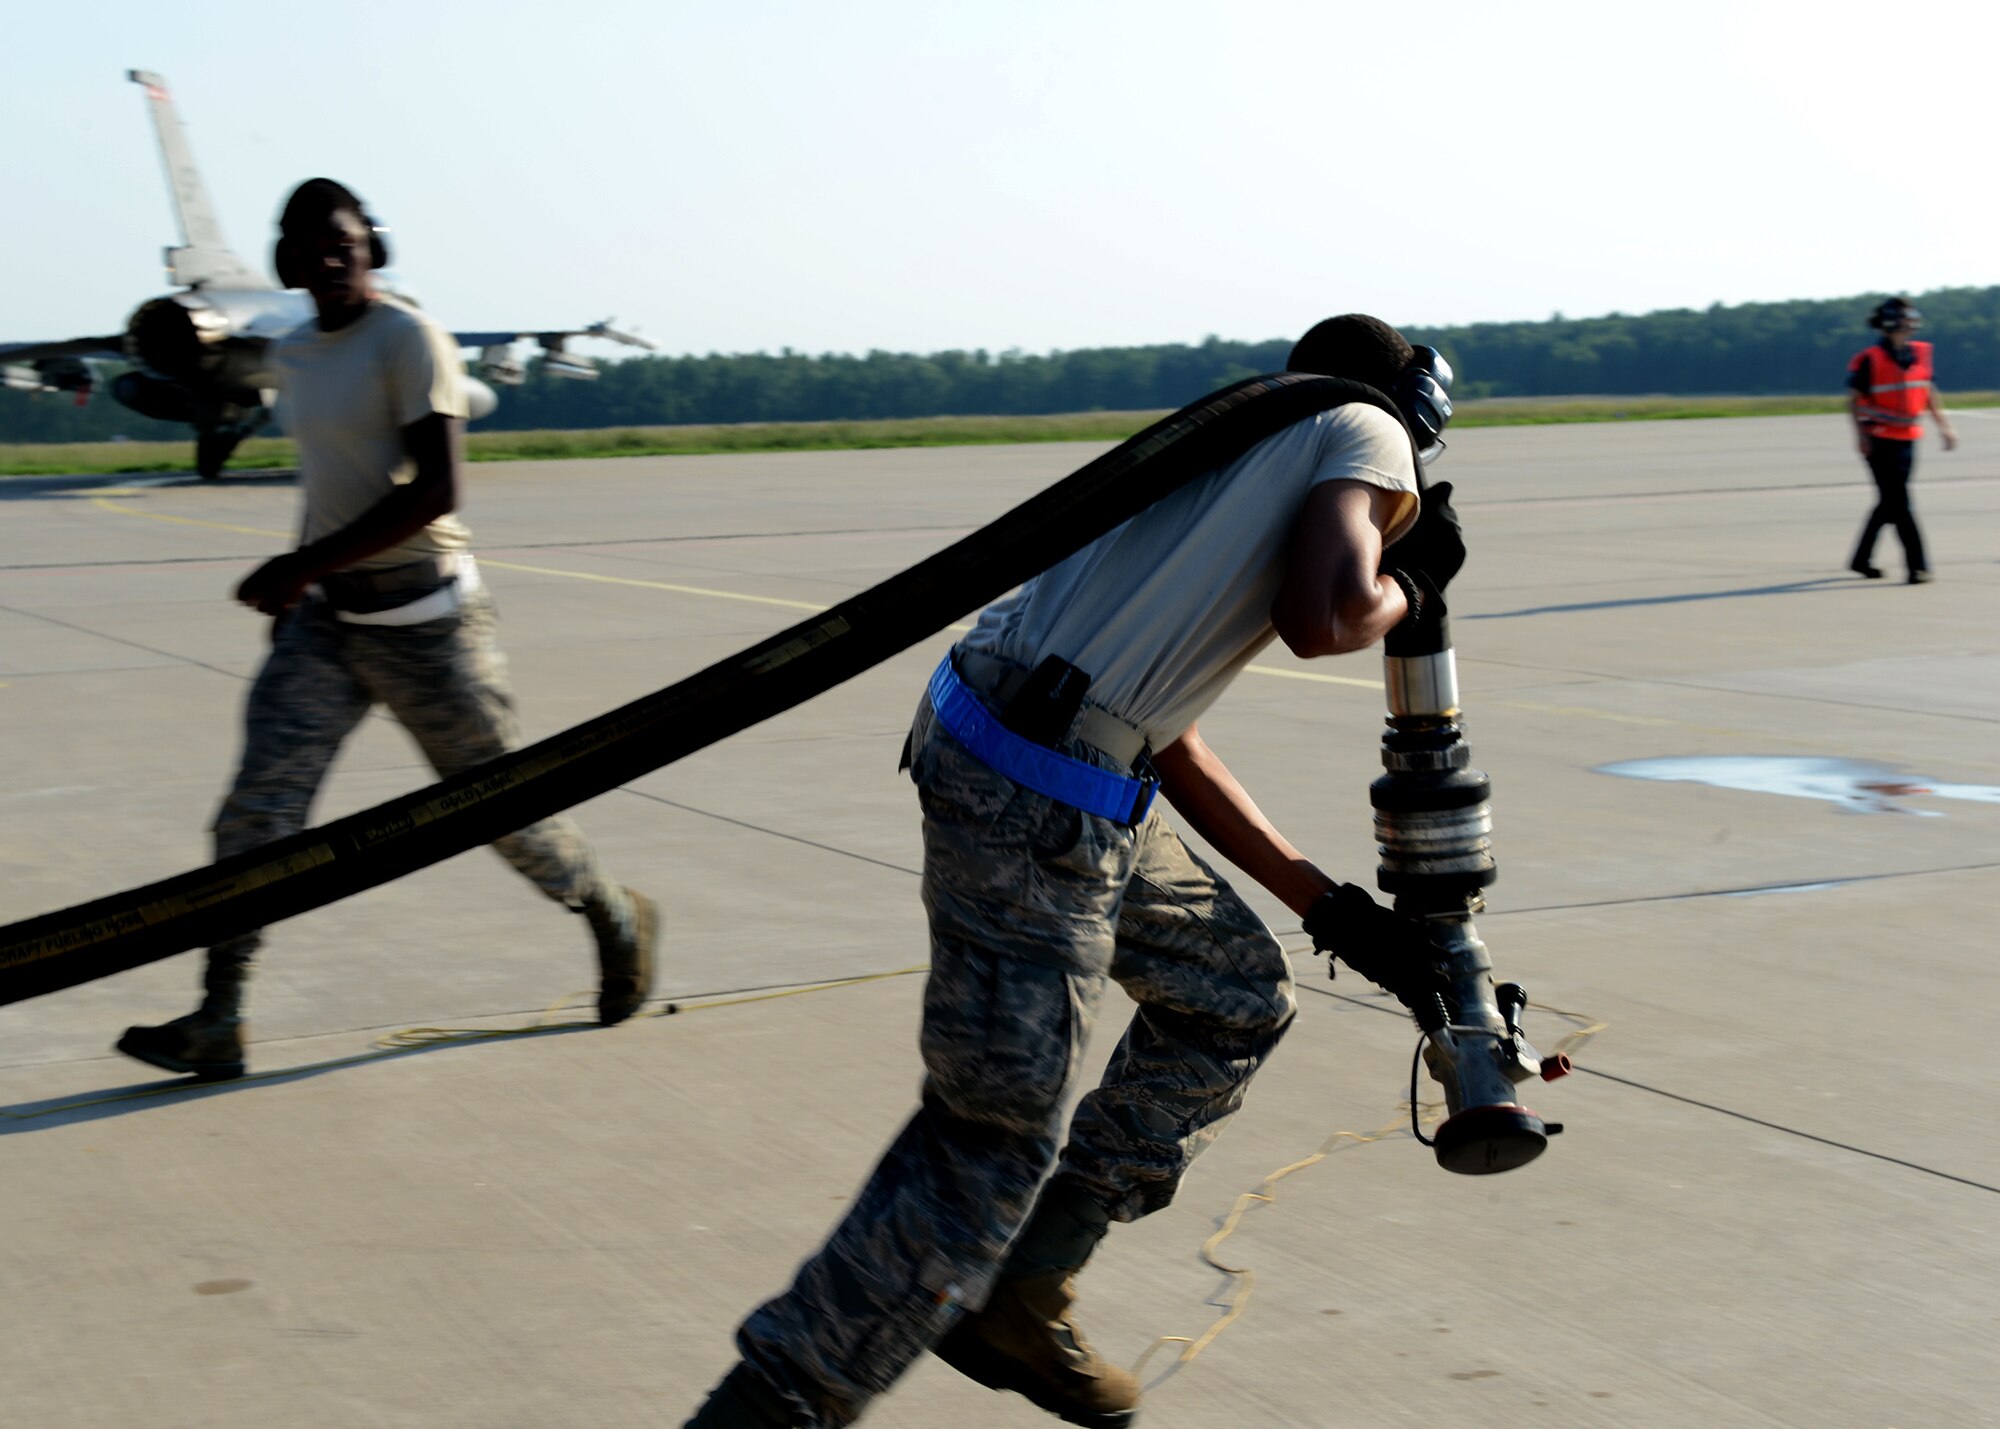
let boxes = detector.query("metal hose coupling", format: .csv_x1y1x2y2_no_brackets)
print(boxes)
1372,613,1566,1175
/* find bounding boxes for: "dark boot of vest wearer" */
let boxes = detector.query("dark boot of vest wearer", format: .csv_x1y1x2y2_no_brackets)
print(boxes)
932,1176,1141,1427
683,1361,806,1428
581,884,659,1026
115,957,249,1080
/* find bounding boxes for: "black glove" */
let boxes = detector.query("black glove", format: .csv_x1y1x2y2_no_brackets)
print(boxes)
1384,480,1465,620
1302,883,1443,1007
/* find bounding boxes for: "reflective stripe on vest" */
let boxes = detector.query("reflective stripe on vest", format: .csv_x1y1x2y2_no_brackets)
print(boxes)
1854,341,1933,438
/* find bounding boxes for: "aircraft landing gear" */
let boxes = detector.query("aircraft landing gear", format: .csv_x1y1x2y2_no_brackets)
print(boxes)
189,399,270,481
194,427,243,481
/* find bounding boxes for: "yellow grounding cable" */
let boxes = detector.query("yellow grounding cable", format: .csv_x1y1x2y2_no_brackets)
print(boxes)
1128,989,1607,1383
0,952,1606,1402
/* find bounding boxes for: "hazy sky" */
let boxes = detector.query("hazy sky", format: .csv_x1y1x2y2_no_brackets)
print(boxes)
6,0,1994,358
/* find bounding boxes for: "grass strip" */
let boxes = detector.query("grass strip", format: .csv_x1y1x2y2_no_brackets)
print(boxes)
6,393,1996,477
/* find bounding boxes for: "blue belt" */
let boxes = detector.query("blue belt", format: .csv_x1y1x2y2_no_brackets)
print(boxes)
928,657,1159,827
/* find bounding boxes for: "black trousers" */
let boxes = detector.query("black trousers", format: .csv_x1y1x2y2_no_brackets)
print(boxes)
1851,437,1927,574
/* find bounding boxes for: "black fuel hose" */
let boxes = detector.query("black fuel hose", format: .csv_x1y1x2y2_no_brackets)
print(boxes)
0,374,1406,1006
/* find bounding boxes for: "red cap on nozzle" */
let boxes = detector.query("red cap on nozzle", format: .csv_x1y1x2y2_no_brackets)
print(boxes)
1539,1053,1571,1082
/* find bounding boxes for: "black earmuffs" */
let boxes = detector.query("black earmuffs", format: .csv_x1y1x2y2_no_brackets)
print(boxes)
1868,297,1921,332
273,180,390,288
1391,345,1454,465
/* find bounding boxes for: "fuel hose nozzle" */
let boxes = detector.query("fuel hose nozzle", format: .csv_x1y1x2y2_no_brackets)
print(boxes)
1369,610,1567,1174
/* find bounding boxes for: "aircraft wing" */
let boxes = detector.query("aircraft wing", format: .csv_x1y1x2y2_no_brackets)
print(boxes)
448,320,656,352
450,320,656,384
0,337,127,364
1,337,124,400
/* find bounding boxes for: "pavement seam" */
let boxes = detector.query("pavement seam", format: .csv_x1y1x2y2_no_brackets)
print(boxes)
1305,980,2000,1198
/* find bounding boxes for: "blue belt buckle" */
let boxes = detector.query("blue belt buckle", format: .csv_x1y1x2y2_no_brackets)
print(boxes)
1123,761,1160,826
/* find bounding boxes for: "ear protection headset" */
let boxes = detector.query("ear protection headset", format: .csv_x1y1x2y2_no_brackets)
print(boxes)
273,178,390,288
1868,297,1921,332
1392,345,1454,466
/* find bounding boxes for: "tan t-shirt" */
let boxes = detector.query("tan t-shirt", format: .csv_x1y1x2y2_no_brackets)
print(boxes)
268,294,472,570
959,401,1420,748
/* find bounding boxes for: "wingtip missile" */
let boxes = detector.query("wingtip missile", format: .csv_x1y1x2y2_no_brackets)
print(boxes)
583,318,656,352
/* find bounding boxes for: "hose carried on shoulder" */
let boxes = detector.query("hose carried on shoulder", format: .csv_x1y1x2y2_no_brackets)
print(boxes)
0,374,1404,1006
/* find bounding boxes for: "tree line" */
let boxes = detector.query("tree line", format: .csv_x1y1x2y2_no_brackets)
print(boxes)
7,285,1995,444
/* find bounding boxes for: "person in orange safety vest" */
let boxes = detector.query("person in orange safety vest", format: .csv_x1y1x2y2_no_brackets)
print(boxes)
1848,296,1956,583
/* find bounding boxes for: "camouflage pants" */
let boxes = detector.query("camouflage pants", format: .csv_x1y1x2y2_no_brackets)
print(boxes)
202,589,610,1004
736,688,1296,1426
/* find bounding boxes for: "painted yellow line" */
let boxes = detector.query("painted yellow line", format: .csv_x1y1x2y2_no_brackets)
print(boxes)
81,496,1366,686
90,496,286,539
1497,699,1688,728
80,495,1807,736
1242,664,1382,690
60,497,1940,741
1495,697,1804,742
84,497,984,632
479,559,829,612
88,497,836,615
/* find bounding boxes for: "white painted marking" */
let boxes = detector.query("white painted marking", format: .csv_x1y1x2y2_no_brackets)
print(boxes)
1597,755,2000,816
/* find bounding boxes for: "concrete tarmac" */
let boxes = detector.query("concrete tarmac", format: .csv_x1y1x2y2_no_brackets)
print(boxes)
1,414,1996,1427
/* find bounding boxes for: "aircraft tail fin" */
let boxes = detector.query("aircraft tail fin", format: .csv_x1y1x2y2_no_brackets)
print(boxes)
128,69,269,291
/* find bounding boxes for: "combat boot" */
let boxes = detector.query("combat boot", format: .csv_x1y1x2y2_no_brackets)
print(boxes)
582,884,659,1026
933,1176,1140,1427
933,1268,1140,1427
118,949,250,1079
115,1009,247,1080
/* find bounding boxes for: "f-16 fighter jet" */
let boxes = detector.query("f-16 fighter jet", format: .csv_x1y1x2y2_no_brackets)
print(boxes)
1,71,653,478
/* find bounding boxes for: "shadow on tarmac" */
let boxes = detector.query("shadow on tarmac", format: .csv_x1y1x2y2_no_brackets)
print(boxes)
0,1019,597,1136
0,469,298,499
1466,575,1861,620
